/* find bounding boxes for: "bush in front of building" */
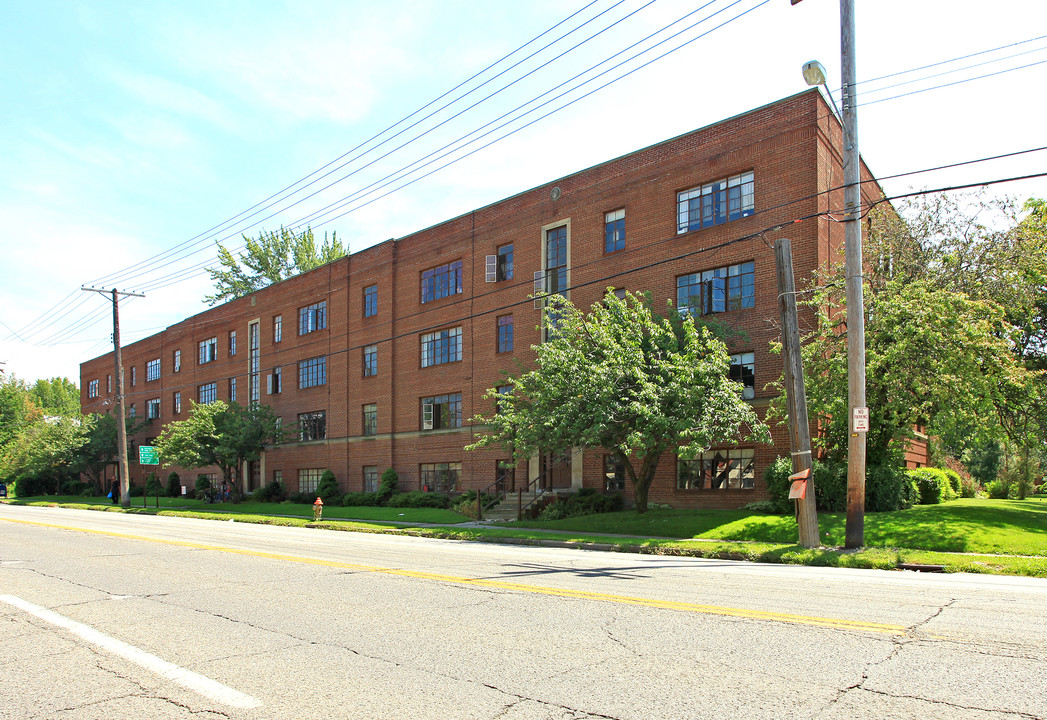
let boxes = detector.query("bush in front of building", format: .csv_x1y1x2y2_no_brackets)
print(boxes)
315,470,341,504
537,488,623,521
341,492,378,507
765,457,917,513
254,479,286,503
375,468,399,505
907,467,955,505
387,490,451,509
194,475,212,501
61,479,94,496
942,468,963,497
166,472,181,498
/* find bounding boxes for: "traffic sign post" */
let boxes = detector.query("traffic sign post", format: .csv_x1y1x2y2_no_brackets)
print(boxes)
138,445,159,465
852,407,870,434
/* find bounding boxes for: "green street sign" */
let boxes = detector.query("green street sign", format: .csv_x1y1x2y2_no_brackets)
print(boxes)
138,445,159,465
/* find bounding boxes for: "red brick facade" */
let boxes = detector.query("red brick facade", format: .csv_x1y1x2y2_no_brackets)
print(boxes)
80,90,885,508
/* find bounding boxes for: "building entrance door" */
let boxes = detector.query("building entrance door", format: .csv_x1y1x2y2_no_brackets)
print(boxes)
539,453,572,491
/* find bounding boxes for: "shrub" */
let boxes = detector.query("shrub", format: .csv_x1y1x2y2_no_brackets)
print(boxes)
15,474,49,498
986,479,1010,499
195,475,212,501
387,490,451,509
166,472,181,498
62,480,91,496
763,458,847,513
907,468,953,505
376,468,399,505
145,472,162,496
942,468,963,497
287,491,316,505
537,488,623,520
866,464,915,512
255,480,286,503
451,490,497,518
128,482,144,497
315,470,342,505
959,475,979,498
342,491,378,507
739,500,778,514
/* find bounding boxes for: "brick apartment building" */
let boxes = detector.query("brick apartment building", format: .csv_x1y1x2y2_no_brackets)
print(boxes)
79,89,883,509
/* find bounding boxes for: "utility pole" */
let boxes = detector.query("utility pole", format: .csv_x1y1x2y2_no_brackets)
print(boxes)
775,238,819,548
840,0,867,549
82,286,145,509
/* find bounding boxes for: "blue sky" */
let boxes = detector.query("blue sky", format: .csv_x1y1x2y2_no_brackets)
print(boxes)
2,0,1045,384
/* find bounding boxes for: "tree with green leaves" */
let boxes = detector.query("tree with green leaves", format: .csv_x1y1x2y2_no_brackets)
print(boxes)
467,291,769,513
205,227,345,305
0,414,93,494
792,194,1045,469
0,374,39,455
29,377,80,417
73,412,150,493
155,401,285,499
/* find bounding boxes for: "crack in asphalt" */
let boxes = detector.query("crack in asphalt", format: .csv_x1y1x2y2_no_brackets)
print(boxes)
852,686,1041,719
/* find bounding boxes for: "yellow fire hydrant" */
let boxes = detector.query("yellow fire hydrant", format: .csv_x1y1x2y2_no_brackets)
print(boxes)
313,496,323,521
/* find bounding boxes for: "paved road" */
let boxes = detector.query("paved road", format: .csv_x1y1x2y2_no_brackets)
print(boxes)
2,504,1045,719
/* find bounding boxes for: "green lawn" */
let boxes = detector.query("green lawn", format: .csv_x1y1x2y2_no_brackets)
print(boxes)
8,494,1047,577
514,497,1047,556
5,495,471,525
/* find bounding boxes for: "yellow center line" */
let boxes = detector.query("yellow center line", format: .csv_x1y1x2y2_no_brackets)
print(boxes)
3,516,906,635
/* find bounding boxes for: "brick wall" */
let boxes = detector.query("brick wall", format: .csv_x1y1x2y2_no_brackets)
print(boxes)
80,89,878,507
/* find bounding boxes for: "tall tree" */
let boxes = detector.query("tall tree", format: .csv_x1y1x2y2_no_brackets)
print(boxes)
0,414,93,494
73,413,150,493
0,374,40,455
468,292,769,513
29,377,80,417
793,194,1046,467
205,227,345,305
155,401,285,498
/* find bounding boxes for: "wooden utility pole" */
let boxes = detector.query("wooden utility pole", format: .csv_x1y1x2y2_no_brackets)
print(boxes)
774,238,819,548
840,0,867,548
82,286,145,509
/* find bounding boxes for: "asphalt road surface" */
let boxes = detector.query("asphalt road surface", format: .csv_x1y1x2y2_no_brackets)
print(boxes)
2,504,1045,719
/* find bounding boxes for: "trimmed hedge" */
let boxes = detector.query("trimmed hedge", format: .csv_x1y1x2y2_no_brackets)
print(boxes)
765,457,917,513
342,491,378,507
538,488,624,520
907,467,955,505
387,490,451,509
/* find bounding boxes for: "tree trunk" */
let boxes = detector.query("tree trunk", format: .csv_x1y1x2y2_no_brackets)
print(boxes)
626,452,660,514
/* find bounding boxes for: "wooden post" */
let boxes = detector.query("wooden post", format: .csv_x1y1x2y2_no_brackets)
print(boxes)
774,238,820,548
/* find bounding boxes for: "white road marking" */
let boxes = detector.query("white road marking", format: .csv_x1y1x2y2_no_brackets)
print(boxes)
0,594,261,709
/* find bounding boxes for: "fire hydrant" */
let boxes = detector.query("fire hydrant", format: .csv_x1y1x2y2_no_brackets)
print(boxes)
313,496,323,521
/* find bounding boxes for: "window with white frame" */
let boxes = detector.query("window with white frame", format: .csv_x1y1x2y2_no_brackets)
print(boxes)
298,356,327,389
146,398,160,419
362,404,377,436
363,465,378,492
173,349,181,372
298,301,327,335
729,352,755,400
363,345,377,377
298,411,327,442
604,209,625,253
676,261,755,316
421,393,462,430
173,391,181,414
130,366,136,386
677,171,755,234
229,377,238,403
486,244,514,282
677,449,755,490
421,260,463,303
88,379,99,398
298,468,323,493
198,337,217,364
229,330,237,356
107,375,112,393
421,327,462,367
273,315,282,343
544,225,568,296
146,358,160,382
420,462,461,493
198,382,217,404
